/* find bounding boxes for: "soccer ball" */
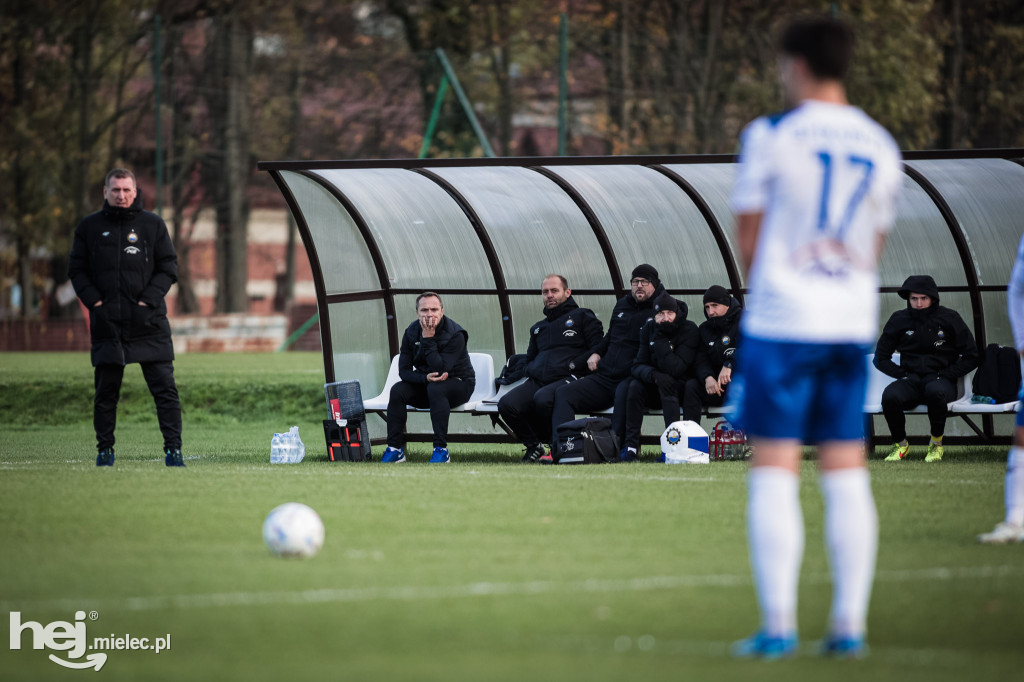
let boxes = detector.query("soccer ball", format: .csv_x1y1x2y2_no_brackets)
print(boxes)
262,503,325,558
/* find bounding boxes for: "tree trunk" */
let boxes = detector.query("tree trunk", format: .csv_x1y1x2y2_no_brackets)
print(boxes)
939,0,964,148
209,9,252,314
167,22,200,315
283,59,304,310
487,0,513,156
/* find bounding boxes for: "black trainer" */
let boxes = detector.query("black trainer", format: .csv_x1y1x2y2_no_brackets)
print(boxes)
96,448,115,467
521,445,546,463
164,447,185,467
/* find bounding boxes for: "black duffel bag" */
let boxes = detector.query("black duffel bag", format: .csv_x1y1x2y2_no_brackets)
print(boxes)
554,417,619,464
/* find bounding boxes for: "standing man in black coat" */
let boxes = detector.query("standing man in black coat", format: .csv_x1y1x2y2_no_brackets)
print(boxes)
68,168,184,467
550,264,664,449
381,292,476,464
498,275,603,462
874,275,979,462
614,293,700,461
684,285,743,424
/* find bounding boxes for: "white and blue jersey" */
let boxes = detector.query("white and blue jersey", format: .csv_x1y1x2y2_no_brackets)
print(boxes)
1010,233,1024,354
1010,234,1024,425
731,101,903,344
728,101,901,440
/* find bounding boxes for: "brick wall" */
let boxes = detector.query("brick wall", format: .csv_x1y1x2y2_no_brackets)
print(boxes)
0,319,91,352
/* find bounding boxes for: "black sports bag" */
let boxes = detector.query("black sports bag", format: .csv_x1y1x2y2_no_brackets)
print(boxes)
554,417,619,464
972,344,1022,405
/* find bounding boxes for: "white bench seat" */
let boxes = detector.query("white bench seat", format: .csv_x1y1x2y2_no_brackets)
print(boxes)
363,353,496,414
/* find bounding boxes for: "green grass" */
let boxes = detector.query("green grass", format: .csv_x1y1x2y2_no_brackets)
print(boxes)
1,353,1022,682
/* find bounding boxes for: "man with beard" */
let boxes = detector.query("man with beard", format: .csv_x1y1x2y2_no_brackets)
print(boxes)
875,275,978,462
549,264,664,450
498,275,603,462
613,292,699,461
684,285,743,424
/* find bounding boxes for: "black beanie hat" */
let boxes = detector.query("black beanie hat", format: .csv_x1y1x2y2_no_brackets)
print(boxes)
631,264,659,284
653,293,679,315
703,285,731,307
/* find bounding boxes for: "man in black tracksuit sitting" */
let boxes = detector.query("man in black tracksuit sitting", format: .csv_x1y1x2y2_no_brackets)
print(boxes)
382,292,476,464
614,293,700,461
498,274,603,462
874,275,979,463
550,264,664,452
684,285,743,424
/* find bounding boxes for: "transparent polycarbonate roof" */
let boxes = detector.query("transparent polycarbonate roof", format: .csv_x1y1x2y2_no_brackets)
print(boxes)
265,154,1024,398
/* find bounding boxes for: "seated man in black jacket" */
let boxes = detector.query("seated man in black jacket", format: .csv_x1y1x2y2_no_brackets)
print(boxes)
550,264,665,452
614,293,700,461
684,285,743,424
382,292,476,464
874,275,979,462
499,275,603,462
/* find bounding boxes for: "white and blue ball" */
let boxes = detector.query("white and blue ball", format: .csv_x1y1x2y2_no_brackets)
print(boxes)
263,503,325,558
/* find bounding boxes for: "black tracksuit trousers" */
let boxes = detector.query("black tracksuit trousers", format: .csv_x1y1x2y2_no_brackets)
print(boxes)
386,378,474,449
94,361,182,451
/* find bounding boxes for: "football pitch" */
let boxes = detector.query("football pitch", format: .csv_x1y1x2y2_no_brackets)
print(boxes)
2,353,1022,681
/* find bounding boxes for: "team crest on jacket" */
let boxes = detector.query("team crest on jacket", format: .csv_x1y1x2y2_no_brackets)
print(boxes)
127,231,139,244
937,330,945,339
565,318,574,327
722,335,731,345
124,246,141,255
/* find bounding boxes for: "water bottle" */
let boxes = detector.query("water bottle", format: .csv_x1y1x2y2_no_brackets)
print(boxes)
270,432,285,463
289,426,305,463
726,430,739,461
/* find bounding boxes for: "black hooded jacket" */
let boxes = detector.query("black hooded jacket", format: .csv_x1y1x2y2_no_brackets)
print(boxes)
524,297,604,385
695,297,743,382
398,316,475,385
873,275,979,380
630,299,700,384
68,197,178,367
591,283,666,381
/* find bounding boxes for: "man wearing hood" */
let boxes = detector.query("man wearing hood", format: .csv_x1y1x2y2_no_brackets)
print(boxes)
69,168,184,467
498,275,603,462
381,292,475,464
874,275,979,462
684,285,743,424
550,264,664,448
614,292,700,461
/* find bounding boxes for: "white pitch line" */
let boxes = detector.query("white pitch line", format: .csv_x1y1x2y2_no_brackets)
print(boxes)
4,564,1021,615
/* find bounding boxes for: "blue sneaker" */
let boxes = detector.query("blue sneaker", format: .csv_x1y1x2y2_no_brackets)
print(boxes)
817,633,867,659
731,630,798,659
430,447,450,463
620,447,639,463
381,446,405,463
96,448,115,467
164,447,185,467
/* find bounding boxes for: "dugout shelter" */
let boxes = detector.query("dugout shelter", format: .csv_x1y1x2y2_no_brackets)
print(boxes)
259,150,1024,445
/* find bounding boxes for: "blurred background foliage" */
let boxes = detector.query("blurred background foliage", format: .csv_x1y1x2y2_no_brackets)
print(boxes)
1,0,1022,318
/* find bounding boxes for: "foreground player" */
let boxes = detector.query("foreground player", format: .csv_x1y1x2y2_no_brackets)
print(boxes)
977,234,1024,543
728,17,902,658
